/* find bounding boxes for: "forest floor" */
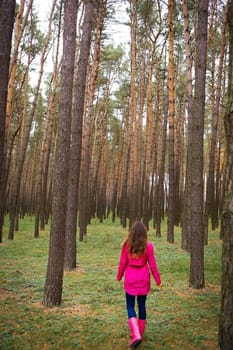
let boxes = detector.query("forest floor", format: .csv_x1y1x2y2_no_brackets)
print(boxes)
0,216,221,350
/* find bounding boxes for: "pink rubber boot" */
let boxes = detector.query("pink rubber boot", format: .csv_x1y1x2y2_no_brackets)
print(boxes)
128,317,142,348
138,319,146,338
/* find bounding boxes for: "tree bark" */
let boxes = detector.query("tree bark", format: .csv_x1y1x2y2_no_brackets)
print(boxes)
167,0,175,243
65,0,94,269
218,0,233,347
181,0,193,251
43,0,78,307
0,0,16,242
189,0,209,289
128,0,138,228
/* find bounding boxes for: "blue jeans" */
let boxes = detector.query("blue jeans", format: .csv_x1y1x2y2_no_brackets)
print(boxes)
126,293,147,320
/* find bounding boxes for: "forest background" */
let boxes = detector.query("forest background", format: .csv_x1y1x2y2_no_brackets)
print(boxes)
0,0,233,349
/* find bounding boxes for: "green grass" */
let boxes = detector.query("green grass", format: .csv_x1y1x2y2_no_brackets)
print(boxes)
0,216,221,349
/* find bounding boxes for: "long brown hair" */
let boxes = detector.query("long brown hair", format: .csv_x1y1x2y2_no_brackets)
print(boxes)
124,221,148,258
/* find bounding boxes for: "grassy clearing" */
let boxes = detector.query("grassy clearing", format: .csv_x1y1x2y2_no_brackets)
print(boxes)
0,216,221,349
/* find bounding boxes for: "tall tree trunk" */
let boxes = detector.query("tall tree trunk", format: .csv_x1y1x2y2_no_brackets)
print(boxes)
142,45,155,229
78,0,105,240
218,1,233,347
34,0,60,238
43,0,78,307
120,110,130,228
95,98,109,222
153,40,167,236
64,0,94,270
111,127,124,223
128,0,138,228
155,91,168,237
174,95,185,226
0,0,16,242
137,50,145,221
167,0,175,243
181,0,193,251
189,0,209,289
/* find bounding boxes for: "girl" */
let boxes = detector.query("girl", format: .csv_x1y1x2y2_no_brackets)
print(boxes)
116,221,162,348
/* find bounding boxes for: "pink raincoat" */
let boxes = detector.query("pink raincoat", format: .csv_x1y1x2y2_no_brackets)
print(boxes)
117,241,161,296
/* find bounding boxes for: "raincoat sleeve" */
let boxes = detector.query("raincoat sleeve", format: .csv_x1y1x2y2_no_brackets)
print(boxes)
116,245,128,281
147,242,161,286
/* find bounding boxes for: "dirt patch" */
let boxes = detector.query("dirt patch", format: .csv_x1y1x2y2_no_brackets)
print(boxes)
32,301,93,317
174,284,221,298
62,304,92,316
0,286,93,318
0,288,16,301
64,266,86,275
